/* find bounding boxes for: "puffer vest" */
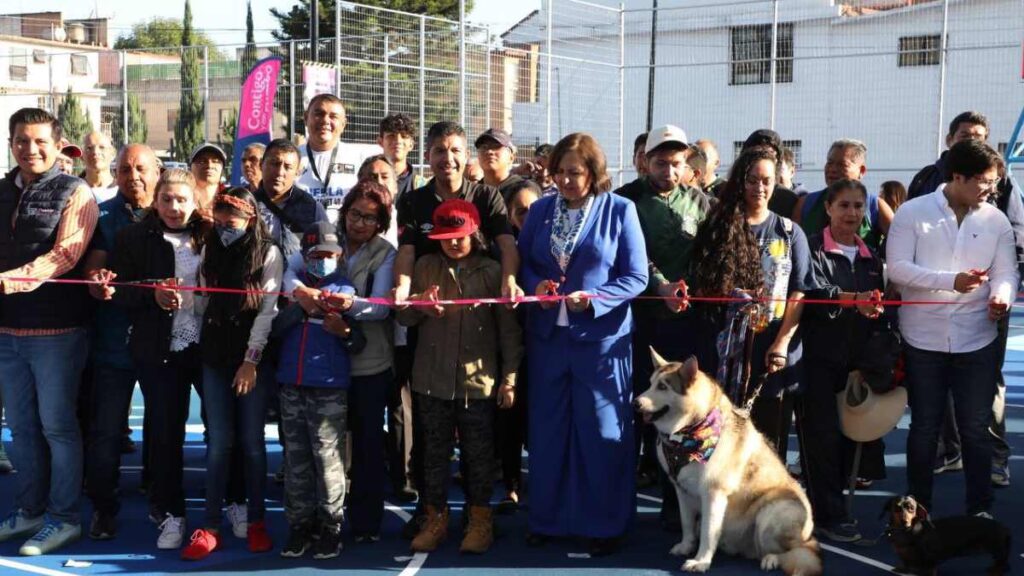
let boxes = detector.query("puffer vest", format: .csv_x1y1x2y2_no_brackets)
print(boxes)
347,235,394,376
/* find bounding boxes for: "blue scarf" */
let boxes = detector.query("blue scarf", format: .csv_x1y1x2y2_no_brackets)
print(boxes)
549,194,594,272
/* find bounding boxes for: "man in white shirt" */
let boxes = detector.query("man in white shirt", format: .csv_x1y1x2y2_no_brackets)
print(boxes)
82,132,117,203
296,94,380,220
886,139,1018,517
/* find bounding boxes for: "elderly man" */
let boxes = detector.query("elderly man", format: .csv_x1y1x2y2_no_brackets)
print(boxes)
0,108,98,555
189,142,227,212
240,142,265,193
694,139,724,197
83,132,118,202
82,144,160,541
795,138,893,249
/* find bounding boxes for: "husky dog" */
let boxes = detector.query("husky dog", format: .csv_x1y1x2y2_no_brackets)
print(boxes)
633,350,821,575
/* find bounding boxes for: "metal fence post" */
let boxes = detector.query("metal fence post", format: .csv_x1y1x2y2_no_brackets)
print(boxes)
546,0,554,144
335,0,342,98
485,25,492,130
459,0,467,128
769,0,779,130
121,50,129,144
619,3,626,185
419,15,427,175
203,45,211,142
936,0,950,157
384,34,391,115
289,41,296,139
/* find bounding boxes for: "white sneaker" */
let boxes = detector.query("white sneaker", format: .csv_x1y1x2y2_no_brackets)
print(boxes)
19,521,81,556
156,514,186,549
225,503,248,539
0,510,45,542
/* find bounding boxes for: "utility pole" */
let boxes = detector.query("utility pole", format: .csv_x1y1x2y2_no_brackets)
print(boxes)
311,0,320,62
645,0,658,131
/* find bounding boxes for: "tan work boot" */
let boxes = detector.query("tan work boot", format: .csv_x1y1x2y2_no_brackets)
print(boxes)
459,505,494,554
410,505,448,552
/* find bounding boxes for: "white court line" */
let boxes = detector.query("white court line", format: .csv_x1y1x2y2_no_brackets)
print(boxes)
634,492,894,573
0,558,74,576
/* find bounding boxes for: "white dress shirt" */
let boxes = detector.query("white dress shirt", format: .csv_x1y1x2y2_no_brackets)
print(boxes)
887,186,1019,353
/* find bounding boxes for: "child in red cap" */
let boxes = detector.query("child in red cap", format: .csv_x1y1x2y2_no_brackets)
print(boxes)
397,199,522,554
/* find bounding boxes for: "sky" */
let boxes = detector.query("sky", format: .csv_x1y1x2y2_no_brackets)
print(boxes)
6,0,541,48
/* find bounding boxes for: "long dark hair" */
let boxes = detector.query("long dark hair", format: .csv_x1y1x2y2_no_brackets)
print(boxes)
690,148,778,297
203,186,269,311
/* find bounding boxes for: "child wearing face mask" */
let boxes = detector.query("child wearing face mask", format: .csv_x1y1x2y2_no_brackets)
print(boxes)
274,221,365,560
396,199,522,555
184,187,282,561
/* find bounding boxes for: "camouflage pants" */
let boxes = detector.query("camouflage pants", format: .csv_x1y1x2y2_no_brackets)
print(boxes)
280,386,348,531
413,391,495,508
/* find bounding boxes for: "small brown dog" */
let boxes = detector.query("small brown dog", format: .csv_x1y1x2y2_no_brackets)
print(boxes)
882,495,1010,576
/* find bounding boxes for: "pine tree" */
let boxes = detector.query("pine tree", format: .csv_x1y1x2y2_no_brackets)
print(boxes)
57,87,92,144
217,107,238,175
173,0,205,161
241,1,258,81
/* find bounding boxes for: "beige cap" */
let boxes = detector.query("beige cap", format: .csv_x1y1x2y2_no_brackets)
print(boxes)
645,124,688,155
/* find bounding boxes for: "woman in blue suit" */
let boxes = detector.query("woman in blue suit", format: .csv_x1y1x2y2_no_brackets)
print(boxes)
517,133,648,556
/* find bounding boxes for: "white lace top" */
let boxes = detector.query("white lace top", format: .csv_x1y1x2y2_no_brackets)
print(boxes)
164,230,202,352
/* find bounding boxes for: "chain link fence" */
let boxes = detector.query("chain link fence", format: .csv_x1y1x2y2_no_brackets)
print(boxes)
1,0,1020,191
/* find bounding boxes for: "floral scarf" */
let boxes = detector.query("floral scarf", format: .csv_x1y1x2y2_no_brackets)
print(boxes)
549,194,594,272
660,408,723,477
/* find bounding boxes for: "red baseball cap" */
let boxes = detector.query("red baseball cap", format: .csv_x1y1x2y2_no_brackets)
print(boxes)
428,199,480,240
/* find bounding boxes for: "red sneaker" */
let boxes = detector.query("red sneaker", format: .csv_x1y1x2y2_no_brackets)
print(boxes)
181,529,220,560
247,520,272,553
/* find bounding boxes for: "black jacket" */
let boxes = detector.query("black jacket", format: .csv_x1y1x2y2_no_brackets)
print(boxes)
802,231,889,369
111,212,208,364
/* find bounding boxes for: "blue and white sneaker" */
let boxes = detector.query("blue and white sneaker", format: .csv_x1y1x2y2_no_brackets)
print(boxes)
0,510,44,542
19,520,81,556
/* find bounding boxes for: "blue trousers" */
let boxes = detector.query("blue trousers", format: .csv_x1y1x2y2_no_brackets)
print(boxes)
527,328,635,538
347,368,392,535
0,329,88,524
905,340,999,514
201,363,269,527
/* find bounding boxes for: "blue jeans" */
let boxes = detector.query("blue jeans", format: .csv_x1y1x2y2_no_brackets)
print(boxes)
85,363,137,516
905,340,999,514
201,363,269,528
0,329,88,524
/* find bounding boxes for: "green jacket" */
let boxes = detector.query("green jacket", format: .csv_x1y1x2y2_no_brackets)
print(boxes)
397,253,522,401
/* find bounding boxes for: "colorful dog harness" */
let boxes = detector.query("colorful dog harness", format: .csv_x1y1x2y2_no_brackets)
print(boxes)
660,408,722,477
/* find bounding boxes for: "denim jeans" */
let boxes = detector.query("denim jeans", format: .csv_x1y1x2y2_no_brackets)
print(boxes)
201,363,268,528
905,339,999,514
85,363,138,516
0,329,88,524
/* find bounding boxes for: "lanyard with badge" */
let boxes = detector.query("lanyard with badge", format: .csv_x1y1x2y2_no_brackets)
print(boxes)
306,144,340,193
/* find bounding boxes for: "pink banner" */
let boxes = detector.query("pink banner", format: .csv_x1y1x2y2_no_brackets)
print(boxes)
236,56,282,140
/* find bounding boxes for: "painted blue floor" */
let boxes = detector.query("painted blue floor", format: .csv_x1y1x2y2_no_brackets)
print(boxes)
2,315,1024,575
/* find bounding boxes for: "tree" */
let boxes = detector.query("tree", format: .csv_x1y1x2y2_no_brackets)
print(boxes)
269,0,470,42
57,87,92,144
114,17,225,61
241,1,259,81
217,107,238,176
173,0,205,162
110,93,148,148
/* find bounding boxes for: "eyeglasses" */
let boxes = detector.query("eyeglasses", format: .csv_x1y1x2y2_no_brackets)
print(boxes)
346,209,380,227
974,176,1001,189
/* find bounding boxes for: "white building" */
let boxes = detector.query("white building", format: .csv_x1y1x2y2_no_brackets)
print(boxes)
502,0,1023,191
1,13,109,172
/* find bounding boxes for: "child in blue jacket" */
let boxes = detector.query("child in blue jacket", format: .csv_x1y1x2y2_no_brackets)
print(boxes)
276,221,362,560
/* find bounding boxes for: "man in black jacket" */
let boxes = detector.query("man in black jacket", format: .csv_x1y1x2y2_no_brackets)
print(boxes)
254,138,328,258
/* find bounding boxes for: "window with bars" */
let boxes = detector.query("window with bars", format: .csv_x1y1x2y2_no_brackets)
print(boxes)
70,54,89,76
730,23,793,86
9,47,27,82
898,35,941,67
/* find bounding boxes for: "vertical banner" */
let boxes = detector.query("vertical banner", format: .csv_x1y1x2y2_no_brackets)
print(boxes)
302,62,338,109
231,55,283,186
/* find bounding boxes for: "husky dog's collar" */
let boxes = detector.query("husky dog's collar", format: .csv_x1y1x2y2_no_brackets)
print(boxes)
660,408,722,476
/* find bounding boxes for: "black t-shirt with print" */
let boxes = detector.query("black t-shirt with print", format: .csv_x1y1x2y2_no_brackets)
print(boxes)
397,178,512,259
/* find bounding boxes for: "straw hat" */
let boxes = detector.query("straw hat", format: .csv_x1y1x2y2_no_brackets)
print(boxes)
837,370,907,442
